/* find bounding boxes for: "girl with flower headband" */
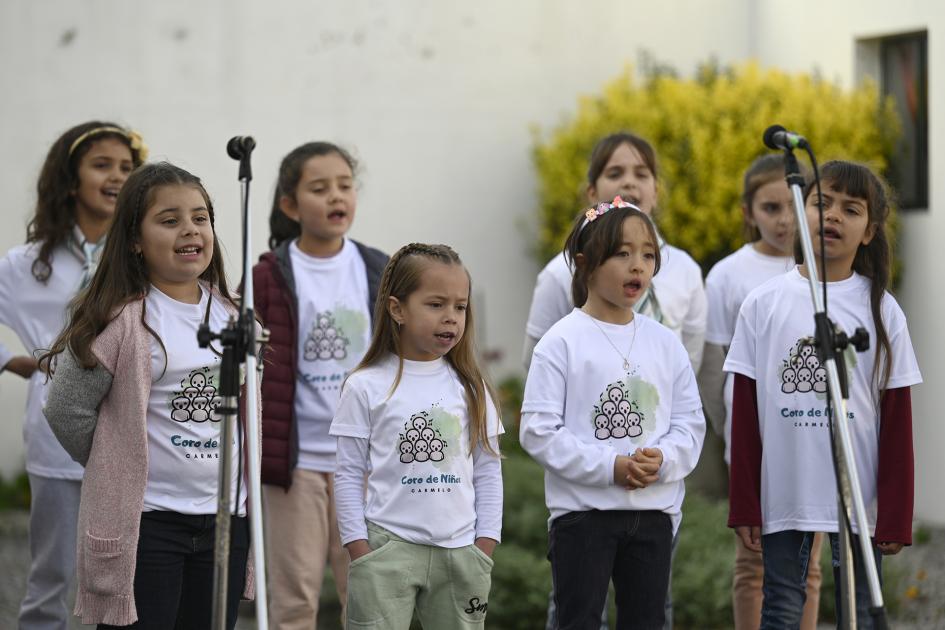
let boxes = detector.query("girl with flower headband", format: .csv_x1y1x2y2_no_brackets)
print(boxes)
523,131,707,629
520,197,706,629
0,120,145,628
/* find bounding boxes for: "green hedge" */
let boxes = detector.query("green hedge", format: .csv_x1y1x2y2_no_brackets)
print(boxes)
0,471,30,510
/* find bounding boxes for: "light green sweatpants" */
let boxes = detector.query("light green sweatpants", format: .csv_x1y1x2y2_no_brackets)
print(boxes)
346,522,493,629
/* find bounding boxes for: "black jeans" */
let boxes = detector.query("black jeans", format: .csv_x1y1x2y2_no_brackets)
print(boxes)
549,509,673,630
99,511,249,630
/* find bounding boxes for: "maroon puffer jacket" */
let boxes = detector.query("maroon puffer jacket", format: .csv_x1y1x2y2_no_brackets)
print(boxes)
253,239,388,489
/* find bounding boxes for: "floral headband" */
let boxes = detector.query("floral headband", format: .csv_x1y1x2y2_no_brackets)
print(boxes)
68,126,149,162
580,195,638,231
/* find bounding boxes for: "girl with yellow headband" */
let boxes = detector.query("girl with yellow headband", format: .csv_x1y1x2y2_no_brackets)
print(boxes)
0,120,145,628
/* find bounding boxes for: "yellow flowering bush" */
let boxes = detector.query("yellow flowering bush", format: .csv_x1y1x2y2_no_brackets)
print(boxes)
531,62,900,270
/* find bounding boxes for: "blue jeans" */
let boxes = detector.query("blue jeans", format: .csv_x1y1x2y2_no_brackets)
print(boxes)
548,510,672,630
761,530,883,630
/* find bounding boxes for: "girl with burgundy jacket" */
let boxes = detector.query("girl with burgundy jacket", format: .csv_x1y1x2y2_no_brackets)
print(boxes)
253,141,387,629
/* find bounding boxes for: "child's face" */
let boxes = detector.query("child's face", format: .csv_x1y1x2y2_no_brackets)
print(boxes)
73,137,134,226
804,180,875,272
136,184,214,301
389,262,469,362
587,143,657,215
585,216,657,316
746,178,795,256
281,153,356,246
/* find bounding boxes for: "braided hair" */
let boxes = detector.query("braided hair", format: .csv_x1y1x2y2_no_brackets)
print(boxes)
351,243,501,456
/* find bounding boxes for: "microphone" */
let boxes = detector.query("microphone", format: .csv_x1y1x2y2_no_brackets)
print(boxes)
763,125,808,151
227,136,256,160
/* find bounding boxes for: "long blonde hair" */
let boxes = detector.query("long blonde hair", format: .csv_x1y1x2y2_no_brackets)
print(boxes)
352,243,500,456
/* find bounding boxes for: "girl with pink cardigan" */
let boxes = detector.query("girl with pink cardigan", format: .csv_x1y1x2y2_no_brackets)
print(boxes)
43,162,257,629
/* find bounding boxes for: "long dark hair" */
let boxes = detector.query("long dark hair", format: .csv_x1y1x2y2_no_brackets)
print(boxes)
803,160,893,392
27,121,146,282
564,205,662,307
351,243,500,457
42,162,235,371
268,141,358,249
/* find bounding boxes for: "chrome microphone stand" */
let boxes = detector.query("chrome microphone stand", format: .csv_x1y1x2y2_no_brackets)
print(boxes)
199,135,269,630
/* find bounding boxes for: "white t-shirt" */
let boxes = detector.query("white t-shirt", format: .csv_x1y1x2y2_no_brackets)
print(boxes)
705,244,794,462
524,251,574,342
520,310,706,532
330,355,504,547
525,243,707,371
143,285,246,515
291,238,371,472
0,242,88,479
724,268,922,535
0,342,12,377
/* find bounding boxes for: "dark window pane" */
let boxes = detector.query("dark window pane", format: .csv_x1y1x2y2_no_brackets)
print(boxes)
881,32,928,209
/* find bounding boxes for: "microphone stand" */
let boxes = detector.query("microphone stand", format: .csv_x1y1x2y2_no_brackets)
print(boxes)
199,136,269,630
780,147,887,630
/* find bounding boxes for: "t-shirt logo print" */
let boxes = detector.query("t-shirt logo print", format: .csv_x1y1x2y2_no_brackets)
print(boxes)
593,381,645,440
780,339,827,394
170,367,222,423
397,411,448,464
303,310,351,362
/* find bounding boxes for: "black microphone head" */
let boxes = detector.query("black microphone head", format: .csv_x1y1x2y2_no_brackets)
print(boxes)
227,136,256,160
227,136,245,159
763,124,786,150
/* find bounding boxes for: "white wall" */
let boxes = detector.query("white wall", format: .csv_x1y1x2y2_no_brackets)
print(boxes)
3,1,942,526
0,0,751,477
751,0,945,525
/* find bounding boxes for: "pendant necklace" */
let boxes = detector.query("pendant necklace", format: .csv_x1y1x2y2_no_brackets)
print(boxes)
588,314,637,371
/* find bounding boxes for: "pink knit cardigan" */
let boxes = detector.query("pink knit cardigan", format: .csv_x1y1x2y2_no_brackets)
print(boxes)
75,294,258,625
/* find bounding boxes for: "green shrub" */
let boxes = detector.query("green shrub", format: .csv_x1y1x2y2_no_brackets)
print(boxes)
671,493,736,628
0,470,30,510
497,375,526,458
531,61,900,272
489,541,554,629
499,452,549,553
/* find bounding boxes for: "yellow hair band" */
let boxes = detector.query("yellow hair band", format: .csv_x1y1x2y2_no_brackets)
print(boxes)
68,126,149,162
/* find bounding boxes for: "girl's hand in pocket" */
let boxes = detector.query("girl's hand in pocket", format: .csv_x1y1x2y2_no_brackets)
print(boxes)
346,539,371,561
474,537,496,557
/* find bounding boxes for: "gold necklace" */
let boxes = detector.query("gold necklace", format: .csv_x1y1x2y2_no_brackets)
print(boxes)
588,314,637,371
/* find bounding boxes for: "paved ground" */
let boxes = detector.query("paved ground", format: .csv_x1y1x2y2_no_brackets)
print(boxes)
2,508,943,629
